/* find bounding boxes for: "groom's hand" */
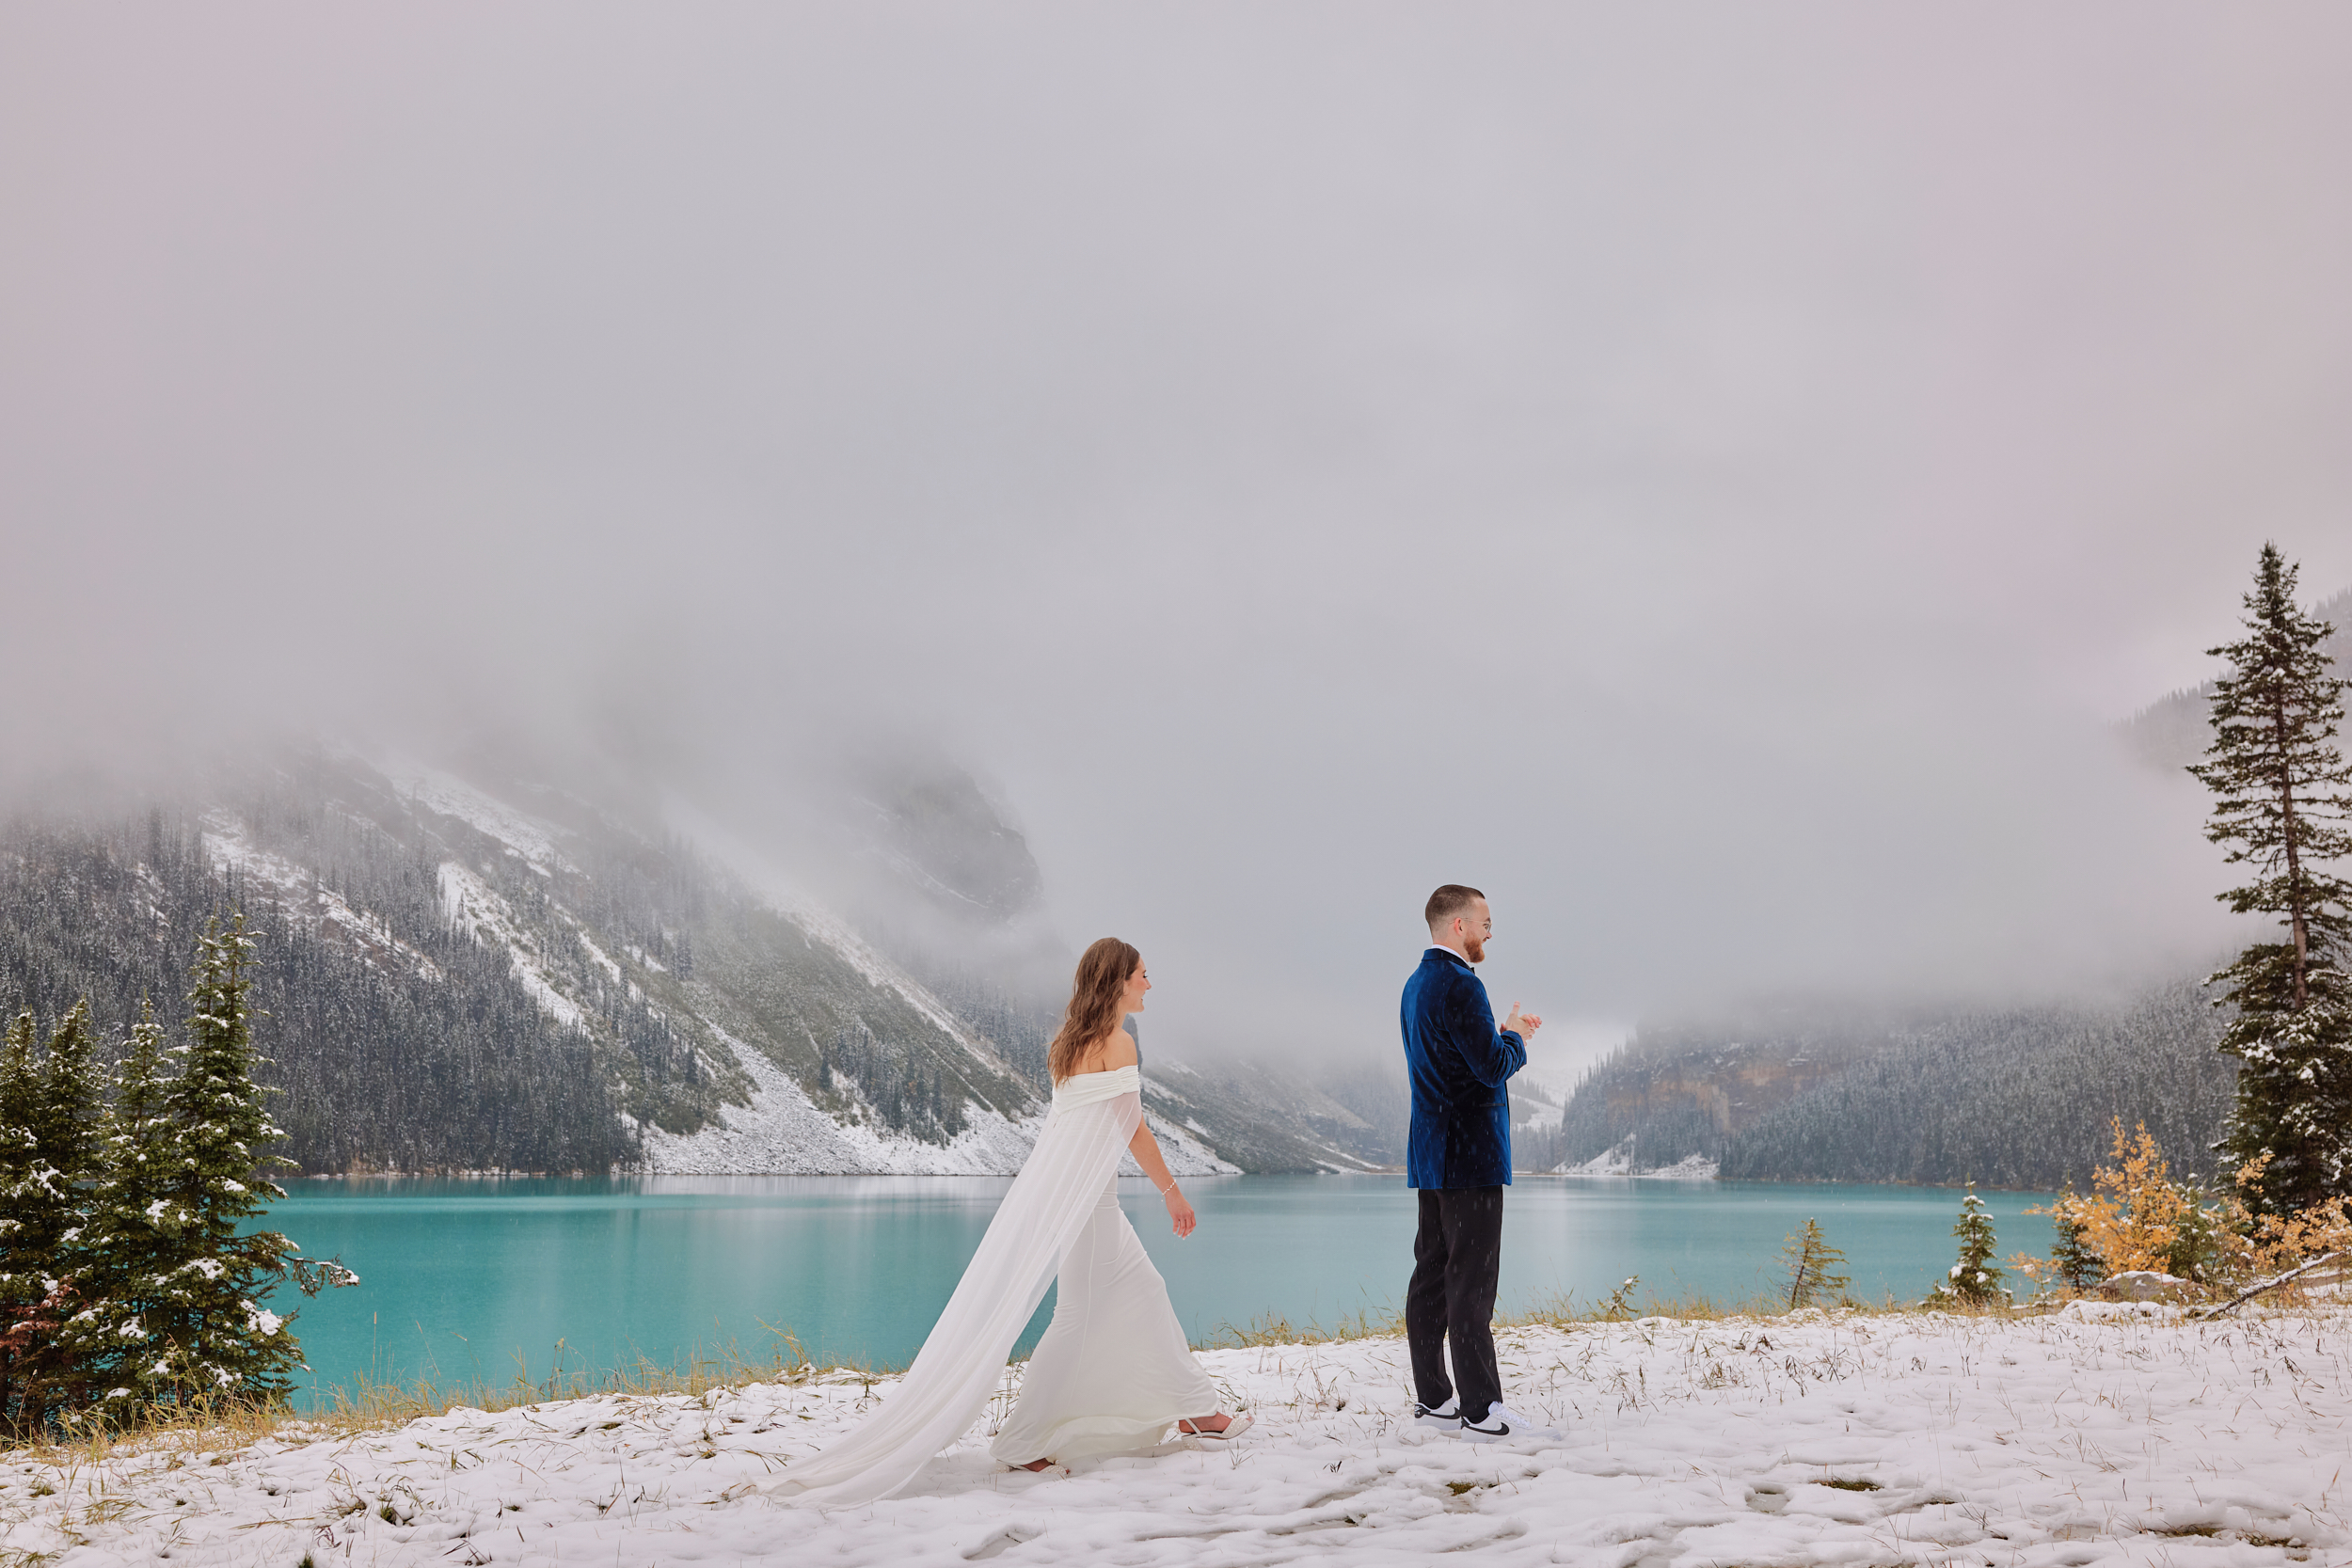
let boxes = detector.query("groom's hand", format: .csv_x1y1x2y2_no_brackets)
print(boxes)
1503,1006,1542,1038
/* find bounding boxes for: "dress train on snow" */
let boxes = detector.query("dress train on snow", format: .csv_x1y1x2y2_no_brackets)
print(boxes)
988,1178,1218,1465
777,1065,1214,1505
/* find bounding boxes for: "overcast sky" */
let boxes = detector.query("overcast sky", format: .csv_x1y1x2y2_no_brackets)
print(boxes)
6,5,2351,1077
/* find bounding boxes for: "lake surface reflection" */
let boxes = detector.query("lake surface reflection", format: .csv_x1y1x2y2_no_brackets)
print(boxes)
268,1176,2057,1407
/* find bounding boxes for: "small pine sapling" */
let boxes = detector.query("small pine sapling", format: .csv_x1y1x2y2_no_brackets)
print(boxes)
2045,1184,2105,1291
2163,1180,2234,1285
1781,1219,1851,1311
1927,1184,2007,1307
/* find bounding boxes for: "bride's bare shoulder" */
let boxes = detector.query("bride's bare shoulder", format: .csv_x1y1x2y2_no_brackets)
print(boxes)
1090,1031,1139,1071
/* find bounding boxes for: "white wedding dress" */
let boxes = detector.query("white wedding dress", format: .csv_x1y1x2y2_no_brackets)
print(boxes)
778,1065,1218,1506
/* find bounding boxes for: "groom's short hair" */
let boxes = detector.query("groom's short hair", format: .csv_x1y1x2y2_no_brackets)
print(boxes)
1424,884,1486,928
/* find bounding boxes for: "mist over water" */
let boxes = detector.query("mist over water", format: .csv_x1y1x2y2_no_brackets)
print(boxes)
6,6,2352,1068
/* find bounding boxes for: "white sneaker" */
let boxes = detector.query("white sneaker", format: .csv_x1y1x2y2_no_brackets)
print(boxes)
1411,1398,1460,1431
1459,1403,1562,1444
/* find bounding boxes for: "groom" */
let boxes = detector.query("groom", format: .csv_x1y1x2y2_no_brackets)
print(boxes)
1402,885,1542,1442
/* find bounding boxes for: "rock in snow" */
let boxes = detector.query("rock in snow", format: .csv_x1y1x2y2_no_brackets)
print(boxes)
2102,1269,2196,1302
6,1305,2348,1564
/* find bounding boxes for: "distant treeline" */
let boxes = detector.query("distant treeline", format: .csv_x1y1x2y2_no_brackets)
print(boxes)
1558,982,2236,1188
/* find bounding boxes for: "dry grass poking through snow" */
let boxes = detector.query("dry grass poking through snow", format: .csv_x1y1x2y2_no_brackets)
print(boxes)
6,1304,2352,1565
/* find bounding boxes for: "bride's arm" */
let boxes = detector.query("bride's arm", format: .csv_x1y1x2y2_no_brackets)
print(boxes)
1128,1120,1197,1239
1089,1030,1197,1236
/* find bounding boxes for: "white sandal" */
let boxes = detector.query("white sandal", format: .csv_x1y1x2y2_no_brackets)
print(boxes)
1177,1412,1252,1441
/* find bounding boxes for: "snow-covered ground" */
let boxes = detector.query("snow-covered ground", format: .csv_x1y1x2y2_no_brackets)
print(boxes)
9,1304,2348,1565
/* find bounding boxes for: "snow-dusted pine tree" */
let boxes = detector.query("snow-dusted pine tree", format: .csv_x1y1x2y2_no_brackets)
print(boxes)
0,1015,41,1242
1,1012,49,1432
2190,544,2352,1212
0,1005,106,1433
1927,1184,2006,1307
139,918,306,1406
53,1004,193,1414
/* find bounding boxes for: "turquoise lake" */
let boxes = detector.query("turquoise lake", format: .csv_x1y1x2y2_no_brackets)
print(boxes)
266,1176,2058,1408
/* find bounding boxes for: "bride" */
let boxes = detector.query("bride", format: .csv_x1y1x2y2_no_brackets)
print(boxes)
778,938,1248,1506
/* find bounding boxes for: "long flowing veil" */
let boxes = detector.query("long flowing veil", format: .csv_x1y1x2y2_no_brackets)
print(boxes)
776,1072,1143,1507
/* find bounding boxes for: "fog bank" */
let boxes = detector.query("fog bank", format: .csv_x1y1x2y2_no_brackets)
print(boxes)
6,5,2350,1059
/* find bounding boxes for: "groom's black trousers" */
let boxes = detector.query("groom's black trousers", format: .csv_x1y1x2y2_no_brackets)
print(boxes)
1406,1185,1504,1423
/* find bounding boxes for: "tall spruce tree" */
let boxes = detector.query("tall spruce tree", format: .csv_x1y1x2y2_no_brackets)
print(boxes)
2189,544,2352,1212
0,1006,106,1433
0,1012,49,1432
54,1004,192,1414
0,1015,40,1234
139,918,306,1405
22,1003,103,1424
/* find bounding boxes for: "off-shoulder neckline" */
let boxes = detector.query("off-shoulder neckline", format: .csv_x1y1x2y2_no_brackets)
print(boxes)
1059,1063,1139,1081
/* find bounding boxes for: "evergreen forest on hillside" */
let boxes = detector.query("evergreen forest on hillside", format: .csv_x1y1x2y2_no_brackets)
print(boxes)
0,813,643,1174
1719,984,2233,1185
1559,982,2235,1188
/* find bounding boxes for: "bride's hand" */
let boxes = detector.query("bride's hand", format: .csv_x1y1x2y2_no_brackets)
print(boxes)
1164,1185,1197,1239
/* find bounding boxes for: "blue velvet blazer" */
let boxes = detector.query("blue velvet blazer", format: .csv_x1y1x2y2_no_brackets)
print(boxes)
1401,948,1527,1189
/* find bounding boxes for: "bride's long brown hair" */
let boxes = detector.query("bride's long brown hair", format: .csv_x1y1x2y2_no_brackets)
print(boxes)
1047,937,1141,1084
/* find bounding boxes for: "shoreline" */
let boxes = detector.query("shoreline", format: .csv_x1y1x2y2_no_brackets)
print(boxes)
280,1168,2075,1193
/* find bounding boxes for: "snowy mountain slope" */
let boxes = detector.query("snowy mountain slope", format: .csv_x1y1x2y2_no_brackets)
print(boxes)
199,812,446,984
0,744,1369,1175
402,762,1243,1176
636,1021,1233,1177
331,752,1053,1167
635,1020,1040,1176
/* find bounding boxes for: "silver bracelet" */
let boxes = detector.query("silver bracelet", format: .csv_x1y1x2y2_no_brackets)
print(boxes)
1155,1180,1177,1196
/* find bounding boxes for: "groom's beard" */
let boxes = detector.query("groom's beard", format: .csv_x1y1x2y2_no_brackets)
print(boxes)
1463,936,1485,964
